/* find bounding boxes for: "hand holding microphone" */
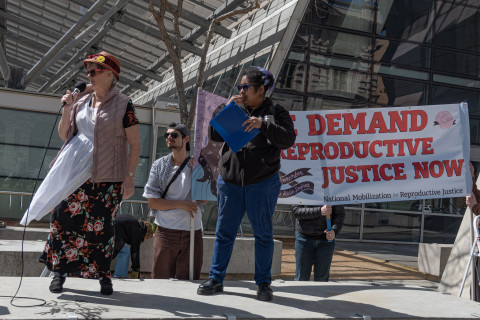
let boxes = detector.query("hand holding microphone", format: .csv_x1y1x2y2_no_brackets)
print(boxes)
61,82,87,108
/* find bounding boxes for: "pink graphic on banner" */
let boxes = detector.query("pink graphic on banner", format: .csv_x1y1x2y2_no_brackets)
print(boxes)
433,111,456,129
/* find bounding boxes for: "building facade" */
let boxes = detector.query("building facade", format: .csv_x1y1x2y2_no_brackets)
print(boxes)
1,0,479,243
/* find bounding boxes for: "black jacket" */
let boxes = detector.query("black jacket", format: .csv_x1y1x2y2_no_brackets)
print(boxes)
291,205,346,240
113,214,147,271
209,98,296,186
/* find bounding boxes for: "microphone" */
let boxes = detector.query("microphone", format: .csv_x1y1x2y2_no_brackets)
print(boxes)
62,82,87,107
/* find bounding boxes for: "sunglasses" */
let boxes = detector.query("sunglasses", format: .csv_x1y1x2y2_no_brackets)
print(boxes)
236,84,260,91
164,132,181,139
86,68,107,77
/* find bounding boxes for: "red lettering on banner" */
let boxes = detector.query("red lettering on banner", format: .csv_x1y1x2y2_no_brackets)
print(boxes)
413,159,464,179
307,114,326,136
324,142,339,159
310,143,325,160
297,143,310,160
370,140,383,158
345,166,358,183
343,112,367,135
443,159,464,176
339,142,354,159
353,141,369,158
283,145,298,160
382,139,397,157
388,110,409,132
367,112,389,134
326,113,342,135
422,137,434,154
290,114,298,136
321,163,407,188
410,110,428,131
392,163,407,180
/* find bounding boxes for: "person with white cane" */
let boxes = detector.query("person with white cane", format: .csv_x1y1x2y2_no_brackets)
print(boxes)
143,122,203,280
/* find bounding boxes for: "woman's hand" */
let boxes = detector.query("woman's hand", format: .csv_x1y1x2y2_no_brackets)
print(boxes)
242,116,262,132
466,193,477,209
228,95,245,106
121,176,135,200
61,90,78,110
324,229,335,241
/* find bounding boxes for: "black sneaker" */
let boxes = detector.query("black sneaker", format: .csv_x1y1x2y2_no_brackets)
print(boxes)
257,282,273,301
99,277,113,295
49,274,66,293
197,278,223,295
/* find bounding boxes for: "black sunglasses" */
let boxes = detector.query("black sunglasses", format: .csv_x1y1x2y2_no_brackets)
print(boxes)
85,68,107,77
236,84,260,91
164,132,181,139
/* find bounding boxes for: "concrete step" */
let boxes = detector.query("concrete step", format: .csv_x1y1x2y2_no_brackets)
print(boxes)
0,236,282,276
0,226,49,241
0,278,478,319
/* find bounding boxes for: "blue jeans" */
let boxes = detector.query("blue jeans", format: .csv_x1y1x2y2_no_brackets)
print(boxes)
209,173,281,284
294,232,335,281
113,244,130,278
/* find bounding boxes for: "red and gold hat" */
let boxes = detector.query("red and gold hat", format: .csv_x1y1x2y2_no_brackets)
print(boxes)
84,51,120,80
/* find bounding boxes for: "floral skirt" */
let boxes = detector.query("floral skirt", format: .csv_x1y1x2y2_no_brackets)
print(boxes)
39,179,122,279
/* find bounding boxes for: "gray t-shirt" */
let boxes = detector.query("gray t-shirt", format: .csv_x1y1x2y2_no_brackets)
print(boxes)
143,154,202,231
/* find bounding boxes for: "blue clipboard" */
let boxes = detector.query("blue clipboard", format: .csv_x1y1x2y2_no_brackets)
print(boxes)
209,100,260,153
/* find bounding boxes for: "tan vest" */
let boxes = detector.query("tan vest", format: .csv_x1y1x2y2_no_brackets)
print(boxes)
51,84,131,182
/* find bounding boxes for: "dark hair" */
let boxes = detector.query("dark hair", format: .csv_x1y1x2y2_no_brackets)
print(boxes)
167,122,190,151
240,66,275,96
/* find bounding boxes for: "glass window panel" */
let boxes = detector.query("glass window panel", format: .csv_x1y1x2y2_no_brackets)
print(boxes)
270,92,304,111
306,97,360,110
155,125,169,160
135,157,151,188
339,207,360,239
0,108,64,148
0,193,33,220
371,76,427,106
433,74,480,89
292,24,310,51
374,39,431,68
310,0,374,33
422,214,462,243
277,60,307,92
362,210,421,242
0,145,57,180
434,2,480,53
373,64,429,80
366,200,424,211
310,56,370,72
377,0,433,43
434,49,480,77
424,197,465,215
310,28,372,60
139,124,151,158
307,65,371,100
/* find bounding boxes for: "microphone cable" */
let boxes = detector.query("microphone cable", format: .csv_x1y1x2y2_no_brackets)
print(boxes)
0,82,86,308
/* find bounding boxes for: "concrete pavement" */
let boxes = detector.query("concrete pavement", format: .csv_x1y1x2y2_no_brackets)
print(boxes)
1,277,480,319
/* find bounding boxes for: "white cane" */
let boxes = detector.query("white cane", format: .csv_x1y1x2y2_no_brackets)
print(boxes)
189,216,194,281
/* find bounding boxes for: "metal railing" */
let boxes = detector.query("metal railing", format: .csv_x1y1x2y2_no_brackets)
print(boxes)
0,190,33,210
119,199,150,220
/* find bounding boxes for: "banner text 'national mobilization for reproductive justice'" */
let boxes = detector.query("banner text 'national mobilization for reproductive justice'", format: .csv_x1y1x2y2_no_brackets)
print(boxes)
278,103,472,205
192,89,472,205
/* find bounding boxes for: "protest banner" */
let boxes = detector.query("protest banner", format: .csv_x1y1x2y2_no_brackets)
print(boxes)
279,103,472,205
191,89,471,206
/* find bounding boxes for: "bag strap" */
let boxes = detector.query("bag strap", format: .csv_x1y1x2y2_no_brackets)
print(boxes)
161,156,190,199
